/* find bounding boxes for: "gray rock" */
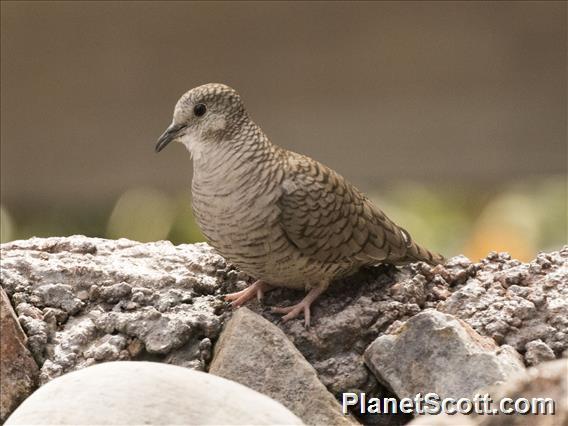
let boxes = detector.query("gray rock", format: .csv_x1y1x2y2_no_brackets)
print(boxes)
209,308,358,426
474,358,567,426
364,309,525,400
524,339,556,366
0,288,39,423
249,247,567,404
413,359,568,426
1,237,566,424
439,249,568,356
250,269,426,399
408,358,567,426
408,414,476,426
32,283,83,314
0,236,233,384
5,361,303,425
164,338,208,370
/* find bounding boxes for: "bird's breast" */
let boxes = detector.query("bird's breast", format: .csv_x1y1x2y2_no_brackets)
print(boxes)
190,158,293,278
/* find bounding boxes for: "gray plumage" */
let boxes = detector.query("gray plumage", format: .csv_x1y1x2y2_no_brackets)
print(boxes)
156,83,444,325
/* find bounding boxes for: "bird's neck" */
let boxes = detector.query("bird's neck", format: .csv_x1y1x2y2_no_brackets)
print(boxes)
191,120,281,184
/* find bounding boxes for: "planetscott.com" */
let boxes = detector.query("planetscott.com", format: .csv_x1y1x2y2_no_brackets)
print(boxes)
342,392,556,415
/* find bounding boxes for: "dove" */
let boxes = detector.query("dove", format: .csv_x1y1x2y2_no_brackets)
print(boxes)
156,83,444,326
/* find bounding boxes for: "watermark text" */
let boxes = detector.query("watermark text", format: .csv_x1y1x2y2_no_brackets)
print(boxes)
342,392,555,416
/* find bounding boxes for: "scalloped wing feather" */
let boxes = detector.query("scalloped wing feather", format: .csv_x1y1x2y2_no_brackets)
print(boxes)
277,154,410,266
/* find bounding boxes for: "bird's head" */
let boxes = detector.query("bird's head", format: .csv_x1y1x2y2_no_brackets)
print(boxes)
155,83,247,154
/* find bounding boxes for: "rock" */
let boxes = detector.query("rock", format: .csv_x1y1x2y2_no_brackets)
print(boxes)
524,339,556,366
163,337,211,370
439,249,568,356
408,359,567,426
1,237,566,424
0,236,236,384
475,358,567,426
364,309,525,400
0,287,39,423
408,414,476,426
5,361,303,425
249,268,426,400
32,283,83,314
209,307,357,426
248,247,567,404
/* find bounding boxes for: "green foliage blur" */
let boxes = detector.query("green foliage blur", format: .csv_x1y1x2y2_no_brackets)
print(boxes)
1,176,565,262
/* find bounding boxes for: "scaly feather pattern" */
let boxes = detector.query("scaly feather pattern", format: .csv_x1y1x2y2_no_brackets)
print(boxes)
156,83,445,325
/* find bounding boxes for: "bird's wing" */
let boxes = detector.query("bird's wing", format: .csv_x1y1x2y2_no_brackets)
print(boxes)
277,153,411,265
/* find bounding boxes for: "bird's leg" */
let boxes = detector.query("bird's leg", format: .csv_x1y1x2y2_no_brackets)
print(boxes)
271,285,327,327
225,280,273,307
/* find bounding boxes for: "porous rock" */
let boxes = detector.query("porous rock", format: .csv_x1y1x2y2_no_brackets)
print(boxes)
439,250,568,356
248,268,424,398
0,236,236,384
209,307,358,426
1,237,566,425
5,361,303,425
0,288,39,423
247,248,567,405
363,309,525,400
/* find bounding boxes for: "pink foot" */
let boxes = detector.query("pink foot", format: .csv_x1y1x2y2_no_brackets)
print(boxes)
225,280,273,307
271,286,326,327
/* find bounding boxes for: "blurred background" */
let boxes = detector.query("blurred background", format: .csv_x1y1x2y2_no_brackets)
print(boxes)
1,1,566,261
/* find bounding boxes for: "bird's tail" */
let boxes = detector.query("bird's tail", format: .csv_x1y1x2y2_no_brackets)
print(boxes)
405,241,445,265
399,228,445,265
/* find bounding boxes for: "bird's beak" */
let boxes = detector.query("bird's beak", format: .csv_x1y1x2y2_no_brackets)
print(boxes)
155,123,186,153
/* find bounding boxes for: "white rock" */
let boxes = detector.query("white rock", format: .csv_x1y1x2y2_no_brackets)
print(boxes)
5,361,303,425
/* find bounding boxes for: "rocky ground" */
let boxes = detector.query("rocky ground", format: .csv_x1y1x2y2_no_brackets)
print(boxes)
1,236,566,425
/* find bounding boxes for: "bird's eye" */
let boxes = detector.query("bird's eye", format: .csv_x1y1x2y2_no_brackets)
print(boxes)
194,103,207,117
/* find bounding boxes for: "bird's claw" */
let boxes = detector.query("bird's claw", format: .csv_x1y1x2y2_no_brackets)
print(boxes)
271,303,312,327
270,285,327,328
225,280,272,307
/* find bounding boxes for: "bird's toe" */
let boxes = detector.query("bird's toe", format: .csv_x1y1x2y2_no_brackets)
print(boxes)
272,303,309,326
271,305,295,314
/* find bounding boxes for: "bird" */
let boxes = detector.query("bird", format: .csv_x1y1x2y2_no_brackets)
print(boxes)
155,83,444,326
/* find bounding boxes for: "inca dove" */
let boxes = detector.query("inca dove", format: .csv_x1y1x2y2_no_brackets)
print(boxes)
156,83,444,326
